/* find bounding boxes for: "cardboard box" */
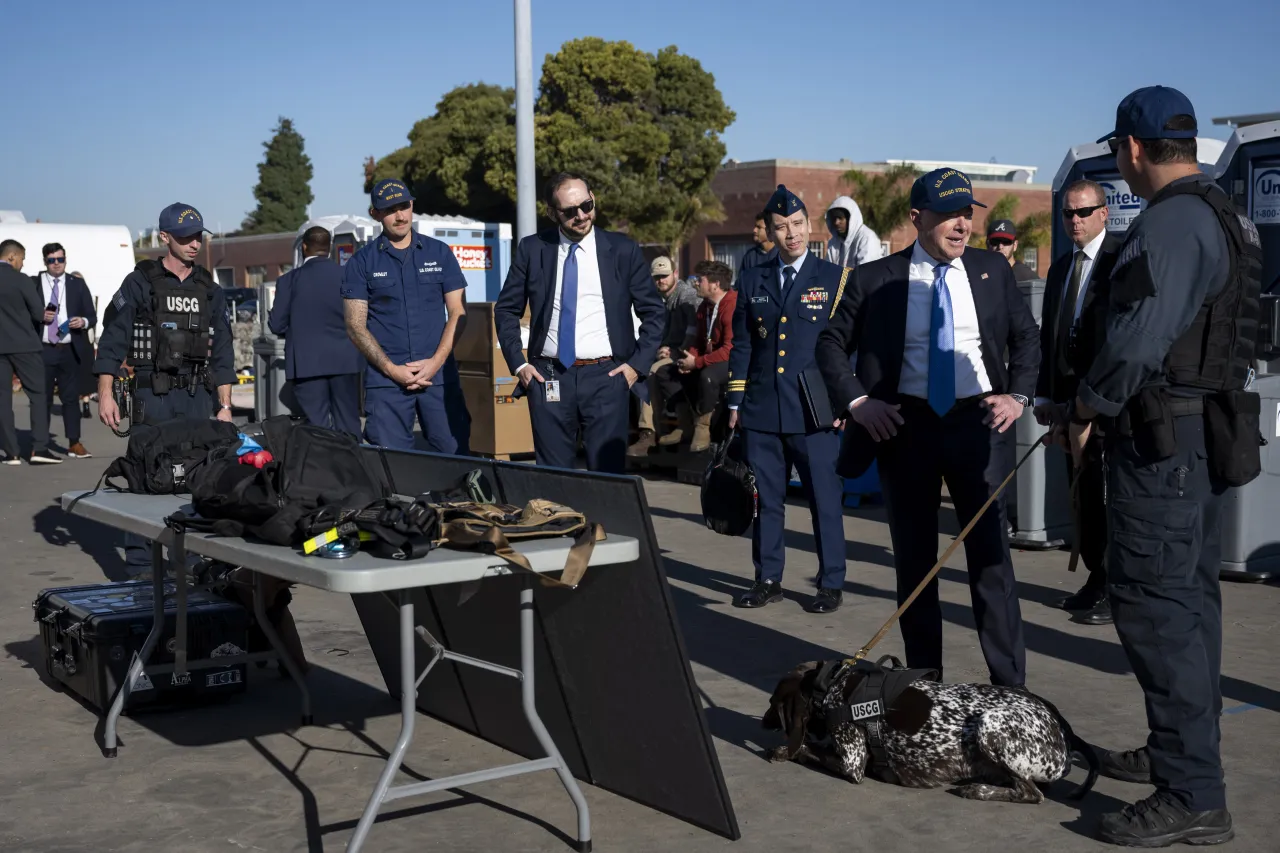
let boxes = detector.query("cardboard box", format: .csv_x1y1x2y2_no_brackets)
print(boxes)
456,303,534,457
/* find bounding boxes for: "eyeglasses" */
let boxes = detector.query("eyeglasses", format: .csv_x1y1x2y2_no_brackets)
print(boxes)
1062,204,1105,220
555,198,595,219
1106,136,1129,154
45,256,66,264
987,238,1013,248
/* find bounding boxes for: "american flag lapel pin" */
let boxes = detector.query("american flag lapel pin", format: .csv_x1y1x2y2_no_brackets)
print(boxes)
981,273,989,279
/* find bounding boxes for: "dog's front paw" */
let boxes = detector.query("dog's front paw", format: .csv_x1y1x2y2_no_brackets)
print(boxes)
767,745,794,763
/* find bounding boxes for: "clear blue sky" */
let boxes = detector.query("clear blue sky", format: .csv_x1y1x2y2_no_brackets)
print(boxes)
4,0,1277,236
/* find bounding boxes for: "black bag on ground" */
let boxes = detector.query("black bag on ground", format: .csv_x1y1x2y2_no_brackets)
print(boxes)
701,427,758,537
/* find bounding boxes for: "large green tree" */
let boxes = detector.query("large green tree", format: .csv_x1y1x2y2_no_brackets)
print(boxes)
241,117,313,234
367,38,734,255
841,164,921,239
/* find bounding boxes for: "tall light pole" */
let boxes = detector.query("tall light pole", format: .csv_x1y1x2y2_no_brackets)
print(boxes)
514,0,535,240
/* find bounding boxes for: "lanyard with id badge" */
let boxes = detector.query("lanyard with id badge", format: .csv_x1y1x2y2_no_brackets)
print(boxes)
545,362,561,403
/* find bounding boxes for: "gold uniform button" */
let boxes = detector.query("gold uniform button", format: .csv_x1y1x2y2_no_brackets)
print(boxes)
777,367,785,374
779,350,786,357
779,333,786,340
781,316,788,323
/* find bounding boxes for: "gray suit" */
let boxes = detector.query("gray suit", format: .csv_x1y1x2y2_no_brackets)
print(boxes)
0,262,50,458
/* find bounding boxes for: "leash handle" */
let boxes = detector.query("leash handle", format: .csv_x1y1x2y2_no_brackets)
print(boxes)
853,440,1042,662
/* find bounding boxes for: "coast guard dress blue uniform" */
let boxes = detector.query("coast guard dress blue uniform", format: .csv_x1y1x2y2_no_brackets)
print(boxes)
268,253,363,438
342,230,471,454
728,185,847,610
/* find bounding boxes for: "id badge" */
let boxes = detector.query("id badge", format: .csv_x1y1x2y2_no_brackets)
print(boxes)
545,380,561,403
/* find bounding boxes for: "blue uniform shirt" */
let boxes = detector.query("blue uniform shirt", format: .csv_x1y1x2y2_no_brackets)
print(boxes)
342,232,467,389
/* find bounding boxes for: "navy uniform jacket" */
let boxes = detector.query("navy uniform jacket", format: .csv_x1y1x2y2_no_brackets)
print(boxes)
493,227,666,379
93,264,236,386
341,232,466,390
34,273,97,368
1077,175,1230,417
268,256,363,380
728,251,847,434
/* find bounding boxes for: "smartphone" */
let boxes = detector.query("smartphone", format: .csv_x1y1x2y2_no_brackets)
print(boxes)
46,302,58,312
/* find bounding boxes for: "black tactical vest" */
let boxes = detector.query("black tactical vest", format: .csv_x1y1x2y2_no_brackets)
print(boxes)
812,656,939,769
1153,181,1264,392
129,261,216,377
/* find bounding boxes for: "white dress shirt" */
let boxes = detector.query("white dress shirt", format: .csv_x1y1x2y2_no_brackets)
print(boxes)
897,240,991,400
539,227,611,363
777,249,808,291
41,272,78,345
1033,228,1107,406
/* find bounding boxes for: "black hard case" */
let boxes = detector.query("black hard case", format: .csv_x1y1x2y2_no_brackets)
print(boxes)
33,581,249,713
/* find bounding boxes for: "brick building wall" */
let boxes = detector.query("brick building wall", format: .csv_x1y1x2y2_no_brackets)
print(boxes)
685,159,1053,276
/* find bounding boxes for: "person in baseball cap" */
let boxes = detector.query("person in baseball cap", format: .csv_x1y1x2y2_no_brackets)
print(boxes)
369,178,415,211
158,203,211,238
909,167,989,214
1096,84,1197,146
650,256,674,278
986,218,1037,282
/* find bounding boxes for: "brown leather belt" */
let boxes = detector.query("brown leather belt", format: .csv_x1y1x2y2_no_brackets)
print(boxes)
43,343,70,349
572,356,613,366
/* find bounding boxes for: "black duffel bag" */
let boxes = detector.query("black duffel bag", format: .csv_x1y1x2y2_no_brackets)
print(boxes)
700,427,758,537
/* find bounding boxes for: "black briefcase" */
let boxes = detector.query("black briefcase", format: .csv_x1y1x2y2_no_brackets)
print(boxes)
33,581,249,713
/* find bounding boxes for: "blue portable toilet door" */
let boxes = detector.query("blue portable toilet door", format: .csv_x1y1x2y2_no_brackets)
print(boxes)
1217,125,1280,292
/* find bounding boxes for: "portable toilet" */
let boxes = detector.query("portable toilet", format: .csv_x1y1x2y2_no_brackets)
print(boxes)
413,214,513,304
1211,120,1280,582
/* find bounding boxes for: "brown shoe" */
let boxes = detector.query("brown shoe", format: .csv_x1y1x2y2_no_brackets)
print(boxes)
627,429,656,457
68,442,92,459
659,404,693,446
689,412,713,453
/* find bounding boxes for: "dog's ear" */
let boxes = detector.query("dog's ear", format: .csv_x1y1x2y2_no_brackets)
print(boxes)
885,686,934,736
762,661,819,731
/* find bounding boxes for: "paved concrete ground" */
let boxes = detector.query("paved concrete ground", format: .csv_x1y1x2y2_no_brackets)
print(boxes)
1,405,1277,852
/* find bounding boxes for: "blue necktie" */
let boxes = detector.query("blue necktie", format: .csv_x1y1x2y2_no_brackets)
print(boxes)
558,243,579,370
928,263,956,416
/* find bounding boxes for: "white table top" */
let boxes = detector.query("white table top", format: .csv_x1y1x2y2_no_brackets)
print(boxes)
61,491,639,594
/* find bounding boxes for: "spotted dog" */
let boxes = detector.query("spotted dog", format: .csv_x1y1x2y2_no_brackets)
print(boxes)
762,661,1099,803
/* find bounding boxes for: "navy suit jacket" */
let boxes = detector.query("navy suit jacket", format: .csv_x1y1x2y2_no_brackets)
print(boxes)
816,245,1040,476
493,227,665,394
34,273,96,365
268,256,363,380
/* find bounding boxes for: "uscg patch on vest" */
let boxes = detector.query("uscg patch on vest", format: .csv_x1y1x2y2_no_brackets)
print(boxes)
849,698,882,721
1238,214,1262,249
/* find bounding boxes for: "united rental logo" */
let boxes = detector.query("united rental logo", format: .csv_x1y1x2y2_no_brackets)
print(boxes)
1100,181,1142,211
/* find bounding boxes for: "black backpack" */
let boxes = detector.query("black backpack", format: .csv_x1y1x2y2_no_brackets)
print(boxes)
700,428,758,537
178,415,392,546
69,418,241,509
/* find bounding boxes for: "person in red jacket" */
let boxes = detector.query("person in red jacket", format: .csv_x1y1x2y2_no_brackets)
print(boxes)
652,259,736,452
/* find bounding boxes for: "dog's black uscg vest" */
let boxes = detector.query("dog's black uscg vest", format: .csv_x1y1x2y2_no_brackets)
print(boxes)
129,261,216,386
813,655,939,767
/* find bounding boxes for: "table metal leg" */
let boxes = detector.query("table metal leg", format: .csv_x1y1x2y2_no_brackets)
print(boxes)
347,582,591,852
519,581,592,852
103,541,165,758
252,572,312,725
348,590,417,853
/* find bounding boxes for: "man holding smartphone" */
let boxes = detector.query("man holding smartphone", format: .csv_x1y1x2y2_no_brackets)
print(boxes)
33,243,95,458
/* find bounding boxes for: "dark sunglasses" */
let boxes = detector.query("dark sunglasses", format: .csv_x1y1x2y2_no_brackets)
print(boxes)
1062,204,1105,220
555,198,595,219
1106,136,1129,154
45,256,66,264
987,238,1013,248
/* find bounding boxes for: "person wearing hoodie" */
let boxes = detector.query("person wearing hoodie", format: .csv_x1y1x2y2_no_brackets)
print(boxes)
825,196,883,268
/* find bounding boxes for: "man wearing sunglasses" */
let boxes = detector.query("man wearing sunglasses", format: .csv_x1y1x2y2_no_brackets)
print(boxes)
1033,181,1123,627
32,243,95,459
984,219,1037,282
1066,86,1263,848
494,172,665,474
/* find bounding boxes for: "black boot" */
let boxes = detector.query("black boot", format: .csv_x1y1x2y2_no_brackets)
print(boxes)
1053,581,1106,611
1098,792,1232,847
1099,745,1152,783
1075,597,1114,625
